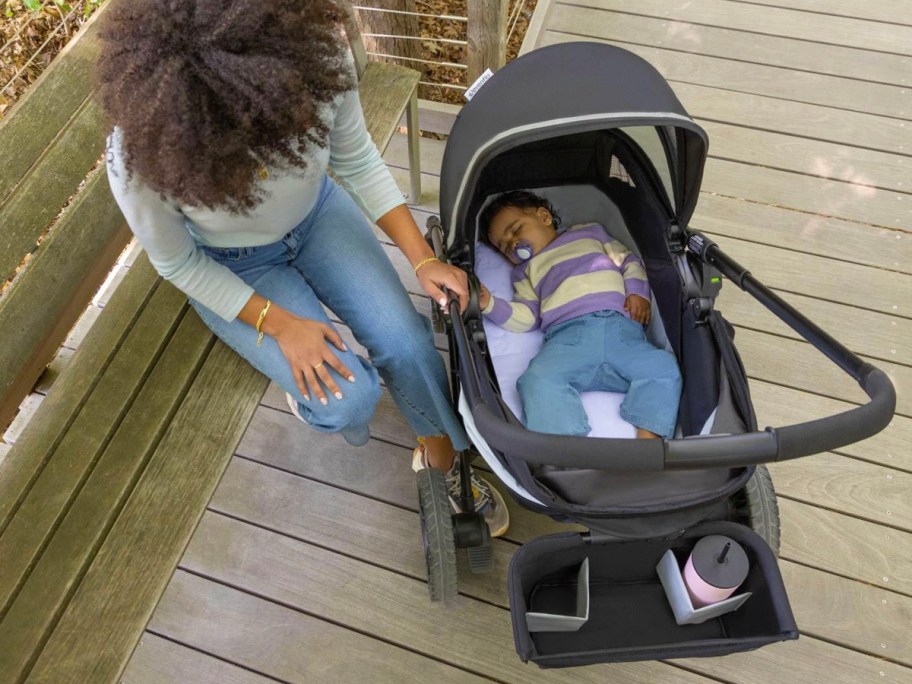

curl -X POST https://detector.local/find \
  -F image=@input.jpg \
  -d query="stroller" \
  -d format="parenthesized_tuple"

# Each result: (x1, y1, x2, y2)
(415, 42, 895, 667)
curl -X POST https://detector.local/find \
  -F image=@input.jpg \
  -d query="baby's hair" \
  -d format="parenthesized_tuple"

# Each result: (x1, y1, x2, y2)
(479, 190, 561, 247)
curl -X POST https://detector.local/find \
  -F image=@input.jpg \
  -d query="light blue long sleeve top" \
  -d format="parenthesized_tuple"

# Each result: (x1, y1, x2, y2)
(105, 76, 405, 322)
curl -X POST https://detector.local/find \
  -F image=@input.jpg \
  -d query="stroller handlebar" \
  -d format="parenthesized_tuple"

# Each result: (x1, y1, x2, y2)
(429, 216, 895, 472)
(473, 364, 894, 472)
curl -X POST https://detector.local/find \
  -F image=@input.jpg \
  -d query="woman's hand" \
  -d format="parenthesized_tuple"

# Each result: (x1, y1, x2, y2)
(272, 316, 355, 405)
(625, 294, 652, 325)
(416, 259, 469, 313)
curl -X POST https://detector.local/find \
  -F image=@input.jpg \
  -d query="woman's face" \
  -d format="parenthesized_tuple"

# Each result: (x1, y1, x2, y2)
(487, 205, 557, 264)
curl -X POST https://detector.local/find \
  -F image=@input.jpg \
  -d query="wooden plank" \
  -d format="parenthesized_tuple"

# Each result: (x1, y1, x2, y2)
(385, 134, 909, 255)
(702, 120, 909, 196)
(358, 61, 419, 154)
(0, 312, 213, 682)
(768, 454, 911, 532)
(717, 286, 909, 369)
(123, 633, 276, 684)
(34, 348, 76, 395)
(0, 96, 108, 284)
(559, 0, 912, 56)
(0, 167, 132, 434)
(385, 136, 911, 363)
(150, 571, 495, 684)
(548, 34, 911, 158)
(63, 304, 103, 350)
(242, 390, 912, 668)
(733, 327, 911, 417)
(537, 6, 910, 85)
(731, 0, 912, 27)
(0, 282, 190, 616)
(779, 498, 912, 595)
(207, 454, 912, 681)
(779, 561, 911, 665)
(519, 0, 555, 55)
(239, 398, 580, 545)
(749, 379, 912, 473)
(676, 634, 912, 684)
(0, 256, 161, 530)
(694, 194, 910, 277)
(208, 456, 517, 607)
(398, 98, 460, 136)
(467, 0, 508, 83)
(1, 393, 43, 445)
(703, 158, 910, 232)
(209, 452, 912, 678)
(543, 13, 911, 119)
(181, 512, 709, 684)
(0, 1, 107, 201)
(27, 342, 267, 683)
(712, 235, 909, 316)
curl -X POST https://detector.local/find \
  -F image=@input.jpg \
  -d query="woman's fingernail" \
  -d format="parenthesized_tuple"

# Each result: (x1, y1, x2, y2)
(334, 391, 343, 400)
(348, 375, 356, 383)
(303, 395, 310, 402)
(342, 342, 348, 350)
(320, 397, 328, 405)
(439, 298, 447, 307)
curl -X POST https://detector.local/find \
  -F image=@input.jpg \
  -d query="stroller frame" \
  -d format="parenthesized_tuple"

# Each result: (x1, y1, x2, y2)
(413, 42, 895, 667)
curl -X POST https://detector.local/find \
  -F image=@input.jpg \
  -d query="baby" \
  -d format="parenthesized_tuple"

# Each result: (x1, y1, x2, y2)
(478, 191, 682, 439)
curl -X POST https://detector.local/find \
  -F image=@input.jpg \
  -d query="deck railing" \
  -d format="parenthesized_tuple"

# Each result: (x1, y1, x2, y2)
(354, 0, 530, 100)
(0, 0, 103, 118)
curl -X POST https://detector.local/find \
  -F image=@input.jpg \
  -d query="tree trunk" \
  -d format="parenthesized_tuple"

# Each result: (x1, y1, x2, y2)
(356, 1, 423, 66)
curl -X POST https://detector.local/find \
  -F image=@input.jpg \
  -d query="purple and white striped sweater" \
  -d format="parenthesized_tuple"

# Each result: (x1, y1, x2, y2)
(481, 223, 650, 333)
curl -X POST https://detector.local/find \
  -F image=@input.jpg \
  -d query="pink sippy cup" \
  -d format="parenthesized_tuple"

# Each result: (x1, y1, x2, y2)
(682, 535, 749, 608)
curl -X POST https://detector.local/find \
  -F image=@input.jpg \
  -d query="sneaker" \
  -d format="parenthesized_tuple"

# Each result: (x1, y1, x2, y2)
(286, 392, 308, 423)
(287, 392, 370, 446)
(412, 444, 510, 538)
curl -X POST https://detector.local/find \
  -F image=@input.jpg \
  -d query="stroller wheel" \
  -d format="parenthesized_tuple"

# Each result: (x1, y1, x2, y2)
(466, 522, 494, 574)
(731, 465, 781, 556)
(416, 467, 458, 602)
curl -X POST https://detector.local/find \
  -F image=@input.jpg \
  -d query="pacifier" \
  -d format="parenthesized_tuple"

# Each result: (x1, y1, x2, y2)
(511, 239, 534, 262)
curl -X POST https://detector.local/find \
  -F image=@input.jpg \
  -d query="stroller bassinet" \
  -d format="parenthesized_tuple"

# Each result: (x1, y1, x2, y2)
(415, 42, 895, 667)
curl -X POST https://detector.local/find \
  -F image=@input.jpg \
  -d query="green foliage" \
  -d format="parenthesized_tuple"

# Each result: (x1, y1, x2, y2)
(7, 0, 104, 17)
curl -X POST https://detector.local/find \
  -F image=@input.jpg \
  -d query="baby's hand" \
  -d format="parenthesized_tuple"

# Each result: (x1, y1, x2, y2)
(478, 282, 492, 311)
(625, 294, 651, 325)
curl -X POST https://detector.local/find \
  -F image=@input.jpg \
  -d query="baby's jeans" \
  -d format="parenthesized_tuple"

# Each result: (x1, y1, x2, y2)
(517, 310, 681, 438)
(188, 175, 469, 450)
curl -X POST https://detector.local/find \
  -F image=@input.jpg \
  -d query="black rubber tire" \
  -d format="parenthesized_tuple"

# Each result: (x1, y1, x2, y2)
(417, 467, 458, 602)
(731, 465, 781, 556)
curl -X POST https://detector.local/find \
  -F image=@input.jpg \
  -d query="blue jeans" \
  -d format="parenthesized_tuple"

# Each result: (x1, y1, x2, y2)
(188, 175, 469, 450)
(517, 310, 682, 438)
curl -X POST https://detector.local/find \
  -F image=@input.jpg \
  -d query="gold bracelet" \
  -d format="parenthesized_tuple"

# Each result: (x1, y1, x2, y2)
(255, 299, 272, 348)
(413, 256, 438, 274)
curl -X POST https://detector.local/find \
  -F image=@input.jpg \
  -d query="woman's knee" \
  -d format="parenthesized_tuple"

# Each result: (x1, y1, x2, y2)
(309, 363, 381, 430)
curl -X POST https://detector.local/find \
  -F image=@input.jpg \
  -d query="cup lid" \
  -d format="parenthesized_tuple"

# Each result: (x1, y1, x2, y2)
(691, 535, 750, 589)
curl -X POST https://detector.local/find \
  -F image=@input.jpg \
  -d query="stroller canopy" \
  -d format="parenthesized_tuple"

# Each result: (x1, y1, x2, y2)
(440, 42, 709, 249)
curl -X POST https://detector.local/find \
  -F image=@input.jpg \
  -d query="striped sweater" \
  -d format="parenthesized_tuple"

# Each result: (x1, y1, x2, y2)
(481, 223, 650, 333)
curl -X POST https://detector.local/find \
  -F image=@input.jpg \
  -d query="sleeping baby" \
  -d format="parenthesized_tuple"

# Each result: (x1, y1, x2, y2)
(477, 191, 682, 439)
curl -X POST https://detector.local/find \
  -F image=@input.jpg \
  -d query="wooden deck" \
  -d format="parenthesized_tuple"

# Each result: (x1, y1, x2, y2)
(5, 1, 908, 681)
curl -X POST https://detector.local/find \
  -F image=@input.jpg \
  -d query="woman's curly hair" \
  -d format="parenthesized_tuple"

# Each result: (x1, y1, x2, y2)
(96, 0, 355, 213)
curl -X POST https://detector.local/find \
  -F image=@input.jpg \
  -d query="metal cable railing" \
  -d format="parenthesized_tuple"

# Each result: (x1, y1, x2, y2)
(353, 1, 535, 103)
(1, 0, 103, 113)
(506, 0, 527, 45)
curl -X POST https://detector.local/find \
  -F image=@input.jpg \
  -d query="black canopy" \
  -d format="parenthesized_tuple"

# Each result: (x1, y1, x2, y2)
(440, 42, 709, 248)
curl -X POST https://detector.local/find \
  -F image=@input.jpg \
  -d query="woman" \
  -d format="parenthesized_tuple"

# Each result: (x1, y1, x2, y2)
(96, 0, 508, 536)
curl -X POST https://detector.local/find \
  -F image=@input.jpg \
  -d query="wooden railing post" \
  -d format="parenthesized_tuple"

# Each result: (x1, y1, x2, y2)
(467, 0, 508, 85)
